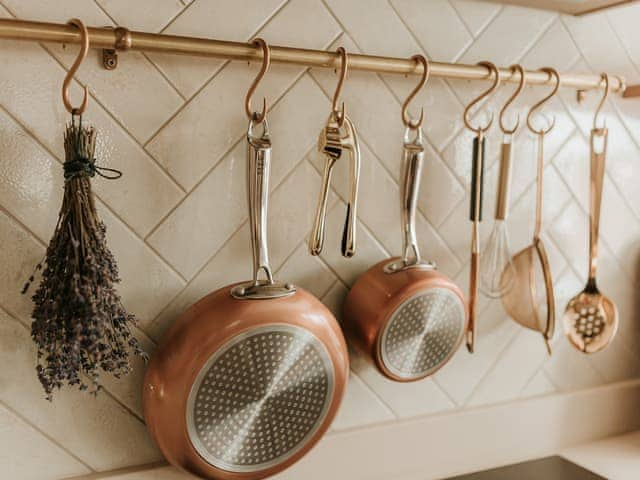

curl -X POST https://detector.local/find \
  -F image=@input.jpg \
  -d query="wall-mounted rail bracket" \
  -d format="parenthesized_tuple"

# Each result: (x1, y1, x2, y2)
(623, 84, 640, 98)
(101, 26, 131, 70)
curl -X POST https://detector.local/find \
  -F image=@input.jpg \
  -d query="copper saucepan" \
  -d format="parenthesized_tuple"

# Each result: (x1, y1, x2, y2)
(143, 116, 349, 480)
(343, 128, 467, 381)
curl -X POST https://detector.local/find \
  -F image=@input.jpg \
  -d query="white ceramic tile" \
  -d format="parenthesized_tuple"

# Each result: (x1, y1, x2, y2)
(467, 329, 550, 407)
(390, 0, 472, 62)
(350, 347, 455, 419)
(96, 0, 184, 32)
(147, 0, 339, 190)
(544, 340, 605, 393)
(449, 0, 502, 38)
(563, 13, 640, 83)
(0, 402, 90, 479)
(548, 199, 589, 279)
(147, 0, 287, 97)
(459, 6, 556, 66)
(0, 308, 161, 471)
(520, 370, 556, 398)
(331, 370, 395, 431)
(148, 223, 252, 341)
(274, 242, 337, 299)
(316, 200, 389, 287)
(433, 304, 518, 405)
(450, 5, 556, 105)
(520, 18, 580, 70)
(147, 139, 249, 277)
(324, 0, 421, 58)
(0, 210, 47, 321)
(96, 203, 186, 330)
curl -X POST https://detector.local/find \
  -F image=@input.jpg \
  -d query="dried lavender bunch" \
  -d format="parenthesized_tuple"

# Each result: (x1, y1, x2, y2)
(24, 116, 146, 400)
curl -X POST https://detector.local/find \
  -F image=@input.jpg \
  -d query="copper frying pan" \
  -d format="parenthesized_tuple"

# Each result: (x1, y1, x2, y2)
(143, 116, 349, 480)
(343, 128, 467, 381)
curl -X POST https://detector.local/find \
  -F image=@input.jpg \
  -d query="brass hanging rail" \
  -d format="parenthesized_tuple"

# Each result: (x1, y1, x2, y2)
(0, 18, 627, 94)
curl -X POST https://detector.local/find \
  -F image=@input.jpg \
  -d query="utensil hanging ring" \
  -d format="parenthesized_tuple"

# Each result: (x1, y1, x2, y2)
(401, 54, 430, 129)
(526, 67, 560, 135)
(463, 61, 501, 134)
(499, 64, 527, 135)
(332, 47, 348, 127)
(244, 38, 270, 123)
(62, 18, 90, 115)
(593, 73, 610, 130)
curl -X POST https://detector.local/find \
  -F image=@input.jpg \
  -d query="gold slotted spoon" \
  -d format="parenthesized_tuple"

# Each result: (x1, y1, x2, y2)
(563, 74, 619, 354)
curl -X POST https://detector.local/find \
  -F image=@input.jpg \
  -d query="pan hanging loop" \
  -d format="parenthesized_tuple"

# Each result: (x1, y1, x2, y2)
(62, 18, 90, 116)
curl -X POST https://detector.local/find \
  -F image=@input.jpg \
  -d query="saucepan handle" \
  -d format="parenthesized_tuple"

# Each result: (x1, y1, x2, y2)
(247, 115, 274, 286)
(401, 127, 425, 266)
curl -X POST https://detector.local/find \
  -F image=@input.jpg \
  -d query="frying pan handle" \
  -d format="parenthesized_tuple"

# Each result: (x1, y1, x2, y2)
(246, 116, 274, 286)
(589, 127, 608, 281)
(401, 127, 425, 266)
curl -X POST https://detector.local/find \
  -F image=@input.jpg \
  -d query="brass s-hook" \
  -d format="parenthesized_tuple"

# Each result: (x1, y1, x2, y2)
(463, 61, 501, 134)
(62, 18, 90, 115)
(499, 64, 526, 135)
(593, 73, 610, 130)
(526, 67, 560, 135)
(402, 54, 430, 129)
(245, 38, 270, 123)
(332, 47, 348, 127)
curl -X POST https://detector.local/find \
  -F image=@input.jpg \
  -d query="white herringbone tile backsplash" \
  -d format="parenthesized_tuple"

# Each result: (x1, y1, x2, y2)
(1, 0, 639, 477)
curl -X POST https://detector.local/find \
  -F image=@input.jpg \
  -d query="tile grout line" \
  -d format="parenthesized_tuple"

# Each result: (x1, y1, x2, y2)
(0, 361, 95, 473)
(445, 0, 477, 40)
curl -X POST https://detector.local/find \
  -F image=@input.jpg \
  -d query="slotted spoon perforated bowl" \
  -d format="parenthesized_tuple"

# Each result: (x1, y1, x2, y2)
(343, 128, 467, 381)
(143, 117, 348, 480)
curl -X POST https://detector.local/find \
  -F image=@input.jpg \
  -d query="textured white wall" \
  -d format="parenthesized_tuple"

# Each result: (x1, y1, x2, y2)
(1, 0, 640, 478)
